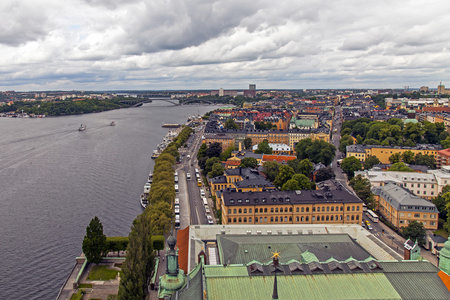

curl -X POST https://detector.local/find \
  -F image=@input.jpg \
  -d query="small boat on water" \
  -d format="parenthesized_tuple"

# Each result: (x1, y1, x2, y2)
(144, 182, 151, 194)
(151, 150, 160, 159)
(148, 173, 153, 183)
(78, 124, 86, 131)
(140, 194, 148, 209)
(110, 121, 115, 126)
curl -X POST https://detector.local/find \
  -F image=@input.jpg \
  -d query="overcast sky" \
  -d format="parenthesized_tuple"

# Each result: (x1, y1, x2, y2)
(1, 0, 450, 91)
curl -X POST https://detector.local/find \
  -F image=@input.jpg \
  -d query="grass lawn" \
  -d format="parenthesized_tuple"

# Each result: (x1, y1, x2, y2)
(433, 228, 449, 239)
(78, 283, 93, 289)
(87, 265, 119, 281)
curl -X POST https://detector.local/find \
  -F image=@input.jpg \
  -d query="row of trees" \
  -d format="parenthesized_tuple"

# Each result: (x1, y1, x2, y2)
(197, 142, 227, 177)
(340, 118, 449, 150)
(1, 98, 130, 116)
(118, 126, 194, 299)
(295, 138, 336, 166)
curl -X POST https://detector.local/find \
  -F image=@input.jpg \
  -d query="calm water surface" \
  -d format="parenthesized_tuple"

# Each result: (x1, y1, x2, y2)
(0, 102, 220, 299)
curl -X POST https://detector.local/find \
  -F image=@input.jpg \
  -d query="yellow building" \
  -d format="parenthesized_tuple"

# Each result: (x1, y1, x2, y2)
(209, 167, 275, 209)
(346, 144, 441, 164)
(372, 183, 438, 230)
(288, 129, 331, 149)
(221, 189, 363, 225)
(203, 133, 235, 150)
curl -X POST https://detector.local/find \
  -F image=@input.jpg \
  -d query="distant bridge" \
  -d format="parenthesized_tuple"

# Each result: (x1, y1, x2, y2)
(119, 97, 180, 106)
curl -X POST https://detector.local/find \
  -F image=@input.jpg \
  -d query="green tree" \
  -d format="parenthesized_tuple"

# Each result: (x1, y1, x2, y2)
(206, 142, 222, 158)
(364, 155, 380, 170)
(401, 221, 426, 246)
(208, 163, 226, 178)
(197, 143, 207, 159)
(82, 216, 108, 264)
(262, 161, 280, 182)
(243, 137, 252, 150)
(225, 118, 239, 129)
(339, 134, 354, 154)
(441, 137, 450, 149)
(118, 214, 155, 300)
(315, 167, 335, 182)
(298, 158, 314, 177)
(281, 179, 300, 191)
(291, 174, 312, 190)
(414, 153, 436, 168)
(240, 157, 258, 168)
(254, 139, 273, 154)
(220, 145, 235, 161)
(389, 153, 401, 164)
(401, 150, 415, 164)
(295, 138, 336, 166)
(341, 156, 362, 179)
(273, 165, 295, 188)
(432, 185, 450, 221)
(389, 162, 414, 172)
(147, 202, 173, 235)
(349, 175, 374, 209)
(205, 157, 221, 174)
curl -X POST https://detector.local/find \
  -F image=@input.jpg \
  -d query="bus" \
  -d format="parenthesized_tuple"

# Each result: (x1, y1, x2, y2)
(362, 204, 368, 212)
(366, 210, 379, 223)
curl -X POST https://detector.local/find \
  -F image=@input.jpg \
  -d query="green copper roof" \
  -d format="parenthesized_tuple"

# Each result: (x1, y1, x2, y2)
(205, 273, 401, 300)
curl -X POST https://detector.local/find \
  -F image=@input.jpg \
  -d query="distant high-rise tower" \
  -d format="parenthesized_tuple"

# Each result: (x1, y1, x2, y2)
(244, 84, 256, 98)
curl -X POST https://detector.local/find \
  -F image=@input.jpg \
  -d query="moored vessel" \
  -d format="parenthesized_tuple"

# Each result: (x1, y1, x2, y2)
(78, 124, 86, 131)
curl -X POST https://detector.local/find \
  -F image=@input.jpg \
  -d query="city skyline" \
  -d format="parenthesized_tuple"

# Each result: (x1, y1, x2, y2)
(1, 0, 450, 91)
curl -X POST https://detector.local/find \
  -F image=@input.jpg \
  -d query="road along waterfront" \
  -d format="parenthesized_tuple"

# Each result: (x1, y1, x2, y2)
(0, 102, 221, 300)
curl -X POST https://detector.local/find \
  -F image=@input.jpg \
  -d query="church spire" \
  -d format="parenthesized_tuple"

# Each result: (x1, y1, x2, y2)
(271, 251, 280, 299)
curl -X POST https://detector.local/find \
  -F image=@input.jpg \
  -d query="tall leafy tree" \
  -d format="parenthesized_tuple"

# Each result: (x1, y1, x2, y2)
(220, 145, 235, 161)
(273, 165, 295, 188)
(240, 157, 258, 168)
(197, 143, 207, 159)
(254, 139, 273, 154)
(296, 139, 336, 166)
(206, 142, 222, 158)
(225, 119, 239, 129)
(401, 221, 426, 246)
(82, 216, 108, 264)
(243, 137, 253, 150)
(262, 161, 280, 182)
(288, 158, 313, 177)
(401, 150, 415, 164)
(341, 156, 362, 179)
(291, 174, 312, 190)
(208, 163, 226, 178)
(414, 153, 436, 168)
(364, 155, 380, 170)
(389, 153, 401, 164)
(205, 157, 221, 174)
(432, 185, 450, 220)
(389, 162, 414, 172)
(349, 175, 374, 209)
(118, 214, 155, 300)
(315, 167, 335, 182)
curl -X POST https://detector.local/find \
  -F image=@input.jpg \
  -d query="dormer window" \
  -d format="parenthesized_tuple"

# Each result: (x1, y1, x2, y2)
(230, 199, 235, 204)
(245, 199, 250, 203)
(238, 199, 242, 203)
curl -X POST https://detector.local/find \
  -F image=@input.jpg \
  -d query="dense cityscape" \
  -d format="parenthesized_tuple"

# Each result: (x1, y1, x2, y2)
(5, 83, 441, 299)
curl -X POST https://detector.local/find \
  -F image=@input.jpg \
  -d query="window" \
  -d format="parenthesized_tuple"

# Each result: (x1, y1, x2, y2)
(312, 207, 316, 212)
(400, 220, 404, 224)
(285, 217, 288, 222)
(249, 208, 252, 213)
(271, 208, 274, 213)
(264, 208, 268, 213)
(431, 214, 436, 219)
(296, 216, 300, 222)
(255, 217, 259, 223)
(352, 206, 355, 211)
(306, 216, 309, 222)
(255, 208, 258, 213)
(347, 206, 350, 211)
(423, 214, 427, 218)
(331, 215, 334, 221)
(322, 207, 325, 212)
(331, 207, 334, 212)
(289, 207, 292, 212)
(399, 213, 405, 217)
(275, 217, 278, 222)
(297, 207, 300, 212)
(408, 213, 411, 217)
(431, 221, 436, 226)
(244, 217, 247, 223)
(228, 209, 231, 214)
(340, 207, 343, 211)
(233, 209, 237, 214)
(356, 206, 360, 211)
(326, 215, 329, 221)
(244, 208, 247, 213)
(312, 216, 315, 222)
(271, 217, 274, 222)
(351, 215, 354, 221)
(239, 217, 242, 222)
(356, 215, 359, 220)
(414, 214, 420, 218)
(264, 217, 267, 223)
(347, 215, 350, 221)
(228, 218, 231, 223)
(239, 209, 242, 214)
(275, 208, 278, 213)
(233, 218, 236, 222)
(306, 207, 309, 212)
(326, 206, 330, 212)
(289, 216, 292, 222)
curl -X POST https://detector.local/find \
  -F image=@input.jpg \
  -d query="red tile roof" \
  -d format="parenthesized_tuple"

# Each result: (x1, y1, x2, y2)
(262, 154, 297, 163)
(177, 226, 190, 273)
(438, 270, 450, 292)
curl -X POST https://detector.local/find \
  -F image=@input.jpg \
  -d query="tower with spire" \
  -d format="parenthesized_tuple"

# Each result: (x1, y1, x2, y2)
(158, 236, 185, 299)
(272, 251, 280, 300)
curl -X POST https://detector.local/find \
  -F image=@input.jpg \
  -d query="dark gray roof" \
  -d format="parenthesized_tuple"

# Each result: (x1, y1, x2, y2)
(217, 234, 372, 265)
(222, 189, 363, 206)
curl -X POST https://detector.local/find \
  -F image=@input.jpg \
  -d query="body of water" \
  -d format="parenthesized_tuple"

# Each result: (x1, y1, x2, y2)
(0, 102, 220, 299)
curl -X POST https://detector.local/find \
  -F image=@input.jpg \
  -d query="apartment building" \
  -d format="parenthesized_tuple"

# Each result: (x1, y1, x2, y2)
(346, 144, 441, 164)
(372, 183, 439, 230)
(203, 133, 235, 150)
(436, 148, 450, 168)
(221, 189, 363, 225)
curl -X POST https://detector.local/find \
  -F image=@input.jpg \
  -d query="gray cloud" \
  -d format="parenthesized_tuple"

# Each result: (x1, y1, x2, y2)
(1, 0, 450, 91)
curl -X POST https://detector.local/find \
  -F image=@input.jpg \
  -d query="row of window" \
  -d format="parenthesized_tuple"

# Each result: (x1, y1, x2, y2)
(399, 220, 436, 226)
(227, 205, 360, 215)
(227, 214, 360, 224)
(398, 212, 436, 219)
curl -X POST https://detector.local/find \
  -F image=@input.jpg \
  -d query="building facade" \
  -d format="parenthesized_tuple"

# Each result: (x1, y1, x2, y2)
(221, 189, 363, 225)
(372, 183, 439, 230)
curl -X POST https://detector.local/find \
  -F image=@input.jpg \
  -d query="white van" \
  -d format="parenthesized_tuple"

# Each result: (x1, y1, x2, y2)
(202, 197, 208, 206)
(175, 184, 179, 192)
(200, 189, 205, 197)
(174, 198, 180, 205)
(187, 173, 191, 180)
